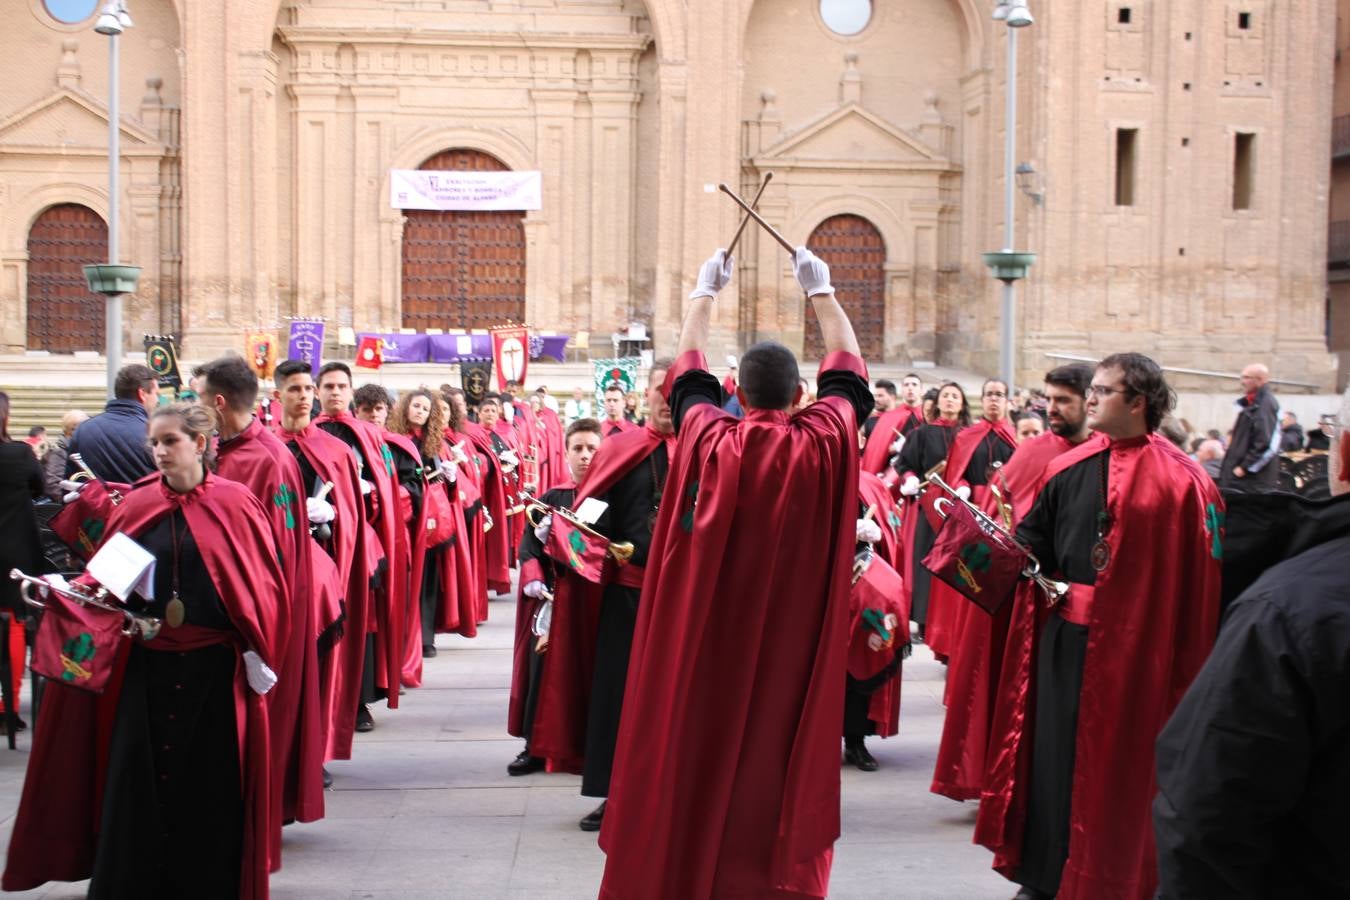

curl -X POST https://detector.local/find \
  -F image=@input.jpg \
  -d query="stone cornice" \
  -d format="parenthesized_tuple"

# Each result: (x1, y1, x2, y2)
(276, 27, 651, 54)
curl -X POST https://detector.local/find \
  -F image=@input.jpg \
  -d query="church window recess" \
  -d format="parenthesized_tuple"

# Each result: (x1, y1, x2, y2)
(820, 0, 871, 36)
(1115, 128, 1138, 207)
(41, 0, 98, 24)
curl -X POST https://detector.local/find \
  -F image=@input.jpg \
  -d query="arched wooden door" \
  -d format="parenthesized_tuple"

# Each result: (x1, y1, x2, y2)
(26, 203, 108, 352)
(803, 214, 886, 361)
(401, 149, 527, 330)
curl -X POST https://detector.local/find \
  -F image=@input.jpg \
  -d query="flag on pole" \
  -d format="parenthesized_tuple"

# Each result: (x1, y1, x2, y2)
(355, 335, 384, 370)
(491, 325, 530, 390)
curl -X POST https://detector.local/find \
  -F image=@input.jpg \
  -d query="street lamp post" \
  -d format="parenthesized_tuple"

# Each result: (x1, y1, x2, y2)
(983, 2, 1035, 391)
(85, 1, 141, 398)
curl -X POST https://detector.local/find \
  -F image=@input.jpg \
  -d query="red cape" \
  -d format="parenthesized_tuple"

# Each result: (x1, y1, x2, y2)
(313, 413, 403, 709)
(931, 431, 1076, 801)
(975, 434, 1224, 900)
(528, 425, 674, 766)
(602, 417, 640, 439)
(860, 405, 923, 474)
(855, 472, 905, 738)
(277, 422, 370, 761)
(598, 350, 866, 900)
(536, 406, 566, 493)
(217, 418, 326, 856)
(3, 473, 283, 899)
(381, 431, 431, 689)
(925, 418, 1017, 658)
(462, 422, 513, 594)
(895, 418, 960, 625)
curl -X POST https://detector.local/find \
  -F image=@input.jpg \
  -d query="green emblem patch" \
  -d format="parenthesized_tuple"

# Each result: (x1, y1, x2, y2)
(274, 483, 297, 529)
(679, 481, 700, 534)
(380, 444, 395, 477)
(60, 632, 96, 682)
(1205, 503, 1225, 560)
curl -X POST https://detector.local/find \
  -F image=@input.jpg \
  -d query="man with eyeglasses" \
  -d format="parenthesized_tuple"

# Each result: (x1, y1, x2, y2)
(933, 364, 1094, 804)
(974, 353, 1223, 900)
(922, 379, 1017, 660)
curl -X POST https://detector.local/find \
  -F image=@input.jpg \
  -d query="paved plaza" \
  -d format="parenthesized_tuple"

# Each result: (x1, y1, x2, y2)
(0, 582, 1013, 899)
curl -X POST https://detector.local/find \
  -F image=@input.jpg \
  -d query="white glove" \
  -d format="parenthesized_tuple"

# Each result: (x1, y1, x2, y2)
(360, 479, 375, 496)
(534, 513, 553, 545)
(503, 404, 515, 423)
(889, 435, 905, 455)
(856, 518, 882, 544)
(793, 247, 834, 297)
(523, 580, 547, 599)
(900, 475, 921, 497)
(60, 479, 86, 504)
(243, 650, 277, 695)
(439, 458, 459, 483)
(955, 485, 972, 501)
(689, 249, 734, 300)
(500, 449, 521, 469)
(306, 497, 336, 525)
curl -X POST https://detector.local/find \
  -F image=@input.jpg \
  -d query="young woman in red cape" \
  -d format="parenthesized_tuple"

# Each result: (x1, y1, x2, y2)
(3, 403, 282, 899)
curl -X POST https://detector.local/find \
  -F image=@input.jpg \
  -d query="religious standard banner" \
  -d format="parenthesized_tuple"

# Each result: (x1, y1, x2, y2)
(428, 333, 493, 364)
(389, 169, 543, 212)
(492, 326, 530, 389)
(355, 332, 430, 364)
(461, 360, 493, 407)
(142, 334, 182, 390)
(593, 357, 640, 400)
(286, 320, 325, 376)
(245, 330, 277, 379)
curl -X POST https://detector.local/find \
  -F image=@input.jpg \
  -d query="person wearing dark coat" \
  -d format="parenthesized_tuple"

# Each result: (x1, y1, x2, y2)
(0, 392, 47, 725)
(1277, 411, 1304, 453)
(1219, 364, 1280, 492)
(1154, 507, 1350, 899)
(66, 364, 158, 484)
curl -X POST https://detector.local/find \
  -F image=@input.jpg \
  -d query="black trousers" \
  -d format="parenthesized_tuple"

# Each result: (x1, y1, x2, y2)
(910, 515, 939, 625)
(581, 584, 639, 798)
(522, 633, 544, 747)
(1017, 614, 1089, 895)
(421, 552, 442, 647)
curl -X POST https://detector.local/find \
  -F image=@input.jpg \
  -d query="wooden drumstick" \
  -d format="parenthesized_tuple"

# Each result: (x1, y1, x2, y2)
(718, 183, 796, 256)
(725, 172, 773, 258)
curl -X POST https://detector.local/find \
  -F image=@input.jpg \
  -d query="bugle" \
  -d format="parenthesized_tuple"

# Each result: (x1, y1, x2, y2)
(524, 499, 636, 565)
(10, 569, 162, 641)
(68, 452, 124, 505)
(926, 474, 1068, 604)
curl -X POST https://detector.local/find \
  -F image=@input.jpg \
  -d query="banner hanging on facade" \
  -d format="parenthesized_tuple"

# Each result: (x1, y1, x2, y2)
(286, 319, 325, 376)
(245, 330, 277, 379)
(593, 357, 641, 401)
(389, 169, 543, 211)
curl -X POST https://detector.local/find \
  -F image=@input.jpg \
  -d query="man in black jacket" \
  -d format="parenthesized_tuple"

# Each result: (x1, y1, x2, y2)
(1153, 498, 1350, 899)
(65, 364, 157, 484)
(1219, 363, 1281, 493)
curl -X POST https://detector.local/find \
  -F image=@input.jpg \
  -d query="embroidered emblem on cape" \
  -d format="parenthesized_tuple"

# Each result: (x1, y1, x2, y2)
(380, 444, 395, 477)
(566, 528, 588, 573)
(274, 483, 297, 529)
(1205, 503, 1225, 560)
(60, 632, 96, 683)
(955, 541, 992, 594)
(78, 518, 105, 554)
(679, 481, 700, 533)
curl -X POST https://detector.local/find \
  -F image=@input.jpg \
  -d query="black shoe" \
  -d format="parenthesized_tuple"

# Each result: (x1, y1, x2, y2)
(508, 750, 545, 776)
(1012, 889, 1053, 900)
(579, 800, 606, 832)
(322, 767, 334, 789)
(422, 644, 438, 658)
(843, 741, 879, 772)
(355, 705, 375, 733)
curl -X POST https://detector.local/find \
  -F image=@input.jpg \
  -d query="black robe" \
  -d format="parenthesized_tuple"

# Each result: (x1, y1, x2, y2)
(90, 511, 241, 900)
(1009, 450, 1109, 896)
(581, 446, 668, 798)
(897, 422, 956, 625)
(517, 485, 576, 746)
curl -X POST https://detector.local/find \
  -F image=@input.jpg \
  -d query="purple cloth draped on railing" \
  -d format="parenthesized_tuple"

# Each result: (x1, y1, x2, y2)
(354, 332, 570, 364)
(356, 332, 429, 363)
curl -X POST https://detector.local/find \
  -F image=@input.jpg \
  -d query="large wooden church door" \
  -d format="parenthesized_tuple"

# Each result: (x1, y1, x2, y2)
(803, 214, 886, 361)
(401, 149, 527, 330)
(26, 203, 108, 352)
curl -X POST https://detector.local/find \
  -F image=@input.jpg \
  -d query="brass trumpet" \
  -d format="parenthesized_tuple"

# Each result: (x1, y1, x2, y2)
(524, 499, 636, 565)
(68, 453, 124, 505)
(926, 474, 1068, 604)
(10, 569, 162, 640)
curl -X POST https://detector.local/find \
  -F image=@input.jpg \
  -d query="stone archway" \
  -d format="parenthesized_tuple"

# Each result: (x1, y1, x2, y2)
(400, 149, 527, 331)
(804, 214, 885, 360)
(26, 203, 107, 352)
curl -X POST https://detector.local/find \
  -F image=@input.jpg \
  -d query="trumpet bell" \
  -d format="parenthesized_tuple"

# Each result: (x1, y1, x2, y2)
(608, 541, 635, 564)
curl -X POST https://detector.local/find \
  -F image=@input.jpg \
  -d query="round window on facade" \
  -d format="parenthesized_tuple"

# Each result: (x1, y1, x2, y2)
(42, 0, 99, 25)
(820, 0, 872, 36)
